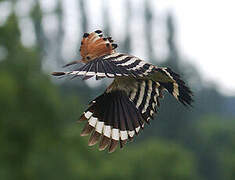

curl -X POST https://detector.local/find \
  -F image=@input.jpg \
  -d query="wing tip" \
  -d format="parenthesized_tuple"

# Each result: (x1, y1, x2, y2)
(108, 139, 119, 153)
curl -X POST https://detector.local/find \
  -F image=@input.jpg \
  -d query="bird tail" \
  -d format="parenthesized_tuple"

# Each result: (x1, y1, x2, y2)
(78, 90, 145, 153)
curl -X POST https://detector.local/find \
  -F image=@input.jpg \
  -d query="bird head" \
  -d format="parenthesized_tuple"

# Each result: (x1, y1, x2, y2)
(79, 30, 118, 63)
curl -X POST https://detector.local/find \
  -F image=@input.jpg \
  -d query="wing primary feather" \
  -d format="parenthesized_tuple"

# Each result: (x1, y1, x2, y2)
(93, 60, 99, 80)
(103, 61, 118, 76)
(99, 135, 110, 151)
(119, 95, 134, 131)
(117, 95, 126, 131)
(112, 56, 132, 65)
(132, 82, 141, 105)
(101, 60, 117, 77)
(81, 122, 94, 136)
(108, 139, 118, 153)
(107, 61, 131, 76)
(112, 98, 119, 129)
(83, 63, 94, 80)
(106, 61, 127, 76)
(88, 131, 101, 146)
(138, 80, 149, 114)
(105, 98, 114, 126)
(125, 97, 141, 133)
(99, 60, 110, 77)
(120, 140, 127, 149)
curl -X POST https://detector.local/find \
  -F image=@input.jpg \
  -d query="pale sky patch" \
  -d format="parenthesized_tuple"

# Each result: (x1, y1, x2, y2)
(1, 0, 234, 95)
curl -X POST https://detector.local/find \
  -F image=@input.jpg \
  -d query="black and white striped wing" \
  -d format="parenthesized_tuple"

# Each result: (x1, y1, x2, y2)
(78, 79, 164, 153)
(52, 53, 155, 80)
(79, 90, 145, 153)
(128, 80, 162, 123)
(152, 67, 193, 106)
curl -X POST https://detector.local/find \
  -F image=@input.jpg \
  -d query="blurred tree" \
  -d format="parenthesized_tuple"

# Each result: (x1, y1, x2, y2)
(194, 87, 224, 116)
(99, 140, 201, 180)
(0, 13, 20, 54)
(144, 0, 155, 62)
(30, 0, 48, 64)
(223, 96, 235, 117)
(78, 0, 88, 33)
(122, 0, 131, 53)
(194, 116, 235, 180)
(0, 9, 82, 180)
(54, 0, 65, 66)
(165, 14, 179, 70)
(102, 0, 111, 36)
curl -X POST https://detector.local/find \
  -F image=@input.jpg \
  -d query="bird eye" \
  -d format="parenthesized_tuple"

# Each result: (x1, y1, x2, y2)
(86, 56, 91, 60)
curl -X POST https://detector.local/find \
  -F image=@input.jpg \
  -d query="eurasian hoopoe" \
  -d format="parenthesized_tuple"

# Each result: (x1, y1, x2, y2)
(52, 30, 193, 153)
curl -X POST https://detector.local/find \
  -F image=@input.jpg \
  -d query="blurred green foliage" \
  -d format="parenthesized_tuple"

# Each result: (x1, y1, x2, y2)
(0, 1, 234, 180)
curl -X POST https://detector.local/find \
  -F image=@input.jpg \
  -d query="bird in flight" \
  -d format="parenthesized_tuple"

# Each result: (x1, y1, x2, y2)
(52, 30, 193, 153)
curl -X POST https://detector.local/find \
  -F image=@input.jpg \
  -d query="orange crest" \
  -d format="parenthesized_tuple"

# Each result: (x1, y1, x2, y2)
(79, 30, 118, 63)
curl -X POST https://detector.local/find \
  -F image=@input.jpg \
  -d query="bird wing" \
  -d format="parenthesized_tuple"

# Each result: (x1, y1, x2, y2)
(149, 67, 193, 106)
(52, 53, 155, 80)
(52, 53, 193, 106)
(77, 71, 192, 153)
(79, 78, 163, 153)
